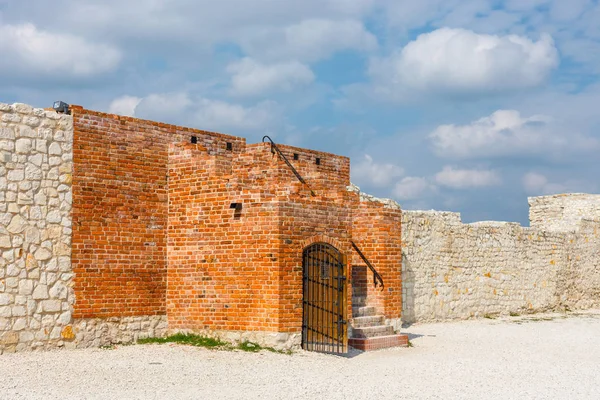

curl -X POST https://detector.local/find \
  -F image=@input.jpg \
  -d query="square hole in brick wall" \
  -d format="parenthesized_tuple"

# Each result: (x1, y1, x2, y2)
(315, 157, 321, 165)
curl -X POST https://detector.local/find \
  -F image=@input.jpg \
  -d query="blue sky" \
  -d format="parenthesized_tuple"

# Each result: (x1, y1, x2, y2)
(1, 0, 599, 224)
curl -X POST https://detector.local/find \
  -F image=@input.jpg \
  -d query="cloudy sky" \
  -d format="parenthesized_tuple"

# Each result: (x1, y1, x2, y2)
(1, 0, 599, 224)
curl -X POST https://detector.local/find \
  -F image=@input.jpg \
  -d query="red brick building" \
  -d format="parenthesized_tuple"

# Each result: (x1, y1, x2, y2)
(70, 106, 406, 353)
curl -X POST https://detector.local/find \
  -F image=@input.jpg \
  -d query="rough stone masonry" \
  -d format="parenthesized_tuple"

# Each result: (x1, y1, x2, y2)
(0, 103, 75, 352)
(1, 101, 599, 355)
(401, 194, 600, 324)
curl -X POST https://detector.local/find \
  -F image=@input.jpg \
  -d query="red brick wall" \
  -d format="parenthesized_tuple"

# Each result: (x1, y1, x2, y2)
(278, 199, 354, 332)
(167, 141, 355, 333)
(71, 106, 243, 318)
(71, 105, 402, 333)
(351, 201, 402, 319)
(351, 264, 369, 301)
(167, 142, 281, 331)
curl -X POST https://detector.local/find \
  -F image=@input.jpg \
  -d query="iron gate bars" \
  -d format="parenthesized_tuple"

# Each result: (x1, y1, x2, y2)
(302, 242, 348, 354)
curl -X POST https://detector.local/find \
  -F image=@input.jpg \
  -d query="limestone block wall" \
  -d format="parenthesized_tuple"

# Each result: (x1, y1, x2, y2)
(0, 103, 74, 353)
(560, 219, 600, 309)
(73, 315, 168, 348)
(402, 204, 600, 324)
(529, 193, 600, 232)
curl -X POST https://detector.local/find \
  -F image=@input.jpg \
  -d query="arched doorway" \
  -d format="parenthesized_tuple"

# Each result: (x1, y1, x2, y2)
(302, 242, 348, 354)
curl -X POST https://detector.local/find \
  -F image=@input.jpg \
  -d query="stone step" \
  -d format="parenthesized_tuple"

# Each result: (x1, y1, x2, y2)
(351, 325, 395, 339)
(349, 334, 409, 351)
(351, 315, 385, 328)
(351, 296, 367, 307)
(352, 306, 376, 317)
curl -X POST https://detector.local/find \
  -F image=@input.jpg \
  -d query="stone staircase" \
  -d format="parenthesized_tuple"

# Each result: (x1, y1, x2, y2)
(348, 296, 408, 351)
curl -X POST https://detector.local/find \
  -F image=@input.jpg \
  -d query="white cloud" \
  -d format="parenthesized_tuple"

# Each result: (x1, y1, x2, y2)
(192, 98, 277, 131)
(523, 172, 599, 196)
(523, 172, 550, 193)
(462, 10, 524, 34)
(504, 0, 551, 12)
(380, 0, 525, 32)
(0, 23, 121, 77)
(393, 177, 432, 200)
(132, 92, 278, 132)
(558, 37, 600, 73)
(18, 1, 377, 63)
(135, 93, 193, 123)
(283, 19, 377, 61)
(108, 96, 141, 116)
(549, 0, 592, 22)
(434, 1, 492, 28)
(522, 172, 565, 195)
(380, 0, 455, 30)
(240, 19, 378, 63)
(369, 28, 559, 96)
(227, 58, 315, 96)
(351, 155, 404, 187)
(429, 109, 600, 159)
(435, 166, 501, 189)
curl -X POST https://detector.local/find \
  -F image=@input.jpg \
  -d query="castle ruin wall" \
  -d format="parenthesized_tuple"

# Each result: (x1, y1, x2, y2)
(402, 194, 600, 324)
(529, 193, 600, 232)
(1, 100, 598, 353)
(0, 103, 75, 353)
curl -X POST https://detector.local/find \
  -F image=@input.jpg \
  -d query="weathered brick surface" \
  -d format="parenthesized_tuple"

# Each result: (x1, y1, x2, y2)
(351, 200, 402, 323)
(167, 142, 280, 331)
(71, 107, 244, 319)
(348, 334, 408, 351)
(279, 199, 354, 332)
(167, 141, 363, 334)
(68, 104, 403, 342)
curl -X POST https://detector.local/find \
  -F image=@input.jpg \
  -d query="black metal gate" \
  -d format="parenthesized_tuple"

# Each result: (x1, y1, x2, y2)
(302, 242, 348, 354)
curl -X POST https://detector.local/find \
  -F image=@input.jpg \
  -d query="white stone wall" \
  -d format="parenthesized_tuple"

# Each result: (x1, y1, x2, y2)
(172, 328, 302, 351)
(0, 103, 74, 353)
(560, 220, 600, 309)
(74, 316, 168, 348)
(402, 205, 600, 324)
(347, 183, 401, 210)
(529, 193, 600, 232)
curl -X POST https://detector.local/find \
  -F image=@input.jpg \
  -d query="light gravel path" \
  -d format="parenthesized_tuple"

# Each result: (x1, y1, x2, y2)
(1, 310, 599, 400)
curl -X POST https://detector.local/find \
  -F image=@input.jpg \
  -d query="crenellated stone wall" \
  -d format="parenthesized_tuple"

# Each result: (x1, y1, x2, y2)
(0, 103, 74, 353)
(402, 194, 600, 324)
(529, 193, 600, 232)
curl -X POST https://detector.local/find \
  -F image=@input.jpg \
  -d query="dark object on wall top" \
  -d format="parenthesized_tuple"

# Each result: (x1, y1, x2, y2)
(53, 101, 70, 115)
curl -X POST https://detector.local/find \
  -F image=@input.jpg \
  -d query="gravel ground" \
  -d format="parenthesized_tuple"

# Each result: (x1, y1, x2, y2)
(1, 310, 599, 400)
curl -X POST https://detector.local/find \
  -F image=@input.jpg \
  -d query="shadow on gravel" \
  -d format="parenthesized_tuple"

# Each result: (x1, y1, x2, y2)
(341, 348, 364, 359)
(405, 332, 429, 341)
